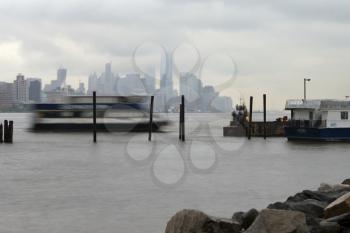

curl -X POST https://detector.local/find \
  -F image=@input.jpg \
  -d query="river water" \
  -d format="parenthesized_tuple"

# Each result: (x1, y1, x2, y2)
(0, 113, 349, 233)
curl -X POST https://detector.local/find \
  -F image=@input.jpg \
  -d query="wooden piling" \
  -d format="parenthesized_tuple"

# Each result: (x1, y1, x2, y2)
(263, 94, 267, 139)
(4, 120, 8, 143)
(181, 95, 185, 142)
(248, 96, 253, 140)
(148, 96, 154, 141)
(0, 123, 3, 143)
(179, 104, 182, 140)
(93, 91, 97, 143)
(8, 121, 13, 143)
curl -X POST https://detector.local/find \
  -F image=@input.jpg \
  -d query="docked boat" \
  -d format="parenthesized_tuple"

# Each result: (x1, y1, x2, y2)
(31, 96, 169, 132)
(284, 99, 350, 141)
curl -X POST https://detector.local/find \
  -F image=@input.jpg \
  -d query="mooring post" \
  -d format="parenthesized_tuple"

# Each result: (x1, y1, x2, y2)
(181, 95, 185, 142)
(248, 96, 253, 140)
(263, 94, 267, 139)
(8, 121, 13, 143)
(93, 91, 97, 143)
(4, 120, 8, 143)
(179, 104, 182, 140)
(0, 123, 3, 143)
(148, 96, 154, 141)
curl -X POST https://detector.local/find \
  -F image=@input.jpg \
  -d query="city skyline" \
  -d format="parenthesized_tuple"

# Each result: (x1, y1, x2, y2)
(0, 61, 234, 112)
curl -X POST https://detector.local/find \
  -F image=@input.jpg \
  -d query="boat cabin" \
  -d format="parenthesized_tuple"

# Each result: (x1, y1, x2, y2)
(285, 99, 350, 128)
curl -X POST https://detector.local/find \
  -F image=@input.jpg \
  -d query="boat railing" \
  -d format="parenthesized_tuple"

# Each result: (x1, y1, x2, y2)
(287, 120, 327, 128)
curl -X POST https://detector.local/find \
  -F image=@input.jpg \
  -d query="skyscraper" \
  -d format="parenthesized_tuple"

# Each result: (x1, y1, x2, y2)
(160, 51, 174, 111)
(14, 74, 27, 103)
(0, 82, 15, 108)
(27, 78, 42, 103)
(57, 68, 67, 84)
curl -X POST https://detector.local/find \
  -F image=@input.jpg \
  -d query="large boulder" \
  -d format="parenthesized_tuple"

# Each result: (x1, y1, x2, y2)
(244, 209, 309, 233)
(165, 209, 241, 233)
(324, 192, 350, 218)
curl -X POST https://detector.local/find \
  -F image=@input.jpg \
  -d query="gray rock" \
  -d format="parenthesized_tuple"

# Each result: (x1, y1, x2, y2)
(241, 209, 259, 230)
(232, 211, 244, 225)
(319, 221, 341, 233)
(268, 199, 327, 218)
(342, 179, 350, 185)
(324, 212, 350, 227)
(318, 183, 350, 193)
(244, 209, 309, 233)
(165, 209, 241, 233)
(290, 199, 327, 218)
(287, 190, 336, 204)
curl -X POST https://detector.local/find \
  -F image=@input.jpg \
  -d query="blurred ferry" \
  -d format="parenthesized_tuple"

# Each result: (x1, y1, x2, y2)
(284, 99, 350, 141)
(31, 96, 169, 132)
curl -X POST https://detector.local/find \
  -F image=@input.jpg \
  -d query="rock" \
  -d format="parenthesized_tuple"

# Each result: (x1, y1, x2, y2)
(318, 183, 350, 193)
(268, 199, 327, 218)
(165, 209, 241, 233)
(342, 179, 350, 185)
(290, 199, 328, 218)
(267, 201, 291, 210)
(325, 192, 350, 218)
(319, 221, 341, 233)
(244, 209, 309, 233)
(324, 212, 350, 227)
(232, 211, 244, 225)
(287, 190, 336, 204)
(241, 209, 259, 230)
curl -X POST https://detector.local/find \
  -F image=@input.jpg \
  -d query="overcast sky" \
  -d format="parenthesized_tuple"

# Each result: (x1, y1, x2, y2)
(1, 0, 350, 109)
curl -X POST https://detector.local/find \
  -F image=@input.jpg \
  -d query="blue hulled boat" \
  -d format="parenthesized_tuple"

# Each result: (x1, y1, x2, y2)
(284, 99, 350, 141)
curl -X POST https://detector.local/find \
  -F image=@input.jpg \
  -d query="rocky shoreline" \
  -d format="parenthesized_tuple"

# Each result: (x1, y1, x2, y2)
(165, 179, 350, 233)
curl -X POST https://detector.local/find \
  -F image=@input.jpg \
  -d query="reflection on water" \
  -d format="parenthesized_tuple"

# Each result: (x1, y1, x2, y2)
(0, 113, 349, 233)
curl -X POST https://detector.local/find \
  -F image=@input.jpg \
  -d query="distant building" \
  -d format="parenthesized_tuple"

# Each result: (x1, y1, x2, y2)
(14, 74, 27, 103)
(160, 51, 174, 111)
(211, 96, 233, 112)
(0, 82, 15, 109)
(87, 72, 98, 94)
(180, 72, 202, 111)
(27, 78, 42, 103)
(76, 82, 86, 95)
(200, 85, 217, 112)
(117, 73, 146, 96)
(44, 68, 67, 92)
(87, 63, 119, 95)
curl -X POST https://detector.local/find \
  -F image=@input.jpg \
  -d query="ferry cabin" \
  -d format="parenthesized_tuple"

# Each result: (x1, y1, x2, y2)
(285, 99, 350, 140)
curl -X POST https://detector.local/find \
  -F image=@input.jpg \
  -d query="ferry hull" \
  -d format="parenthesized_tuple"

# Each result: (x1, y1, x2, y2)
(31, 122, 168, 132)
(284, 127, 350, 141)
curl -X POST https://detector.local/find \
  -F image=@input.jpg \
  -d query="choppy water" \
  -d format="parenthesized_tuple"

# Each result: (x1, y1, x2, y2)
(0, 113, 349, 233)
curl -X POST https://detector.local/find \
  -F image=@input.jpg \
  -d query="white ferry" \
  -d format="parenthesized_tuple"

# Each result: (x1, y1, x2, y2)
(284, 99, 350, 141)
(31, 96, 169, 132)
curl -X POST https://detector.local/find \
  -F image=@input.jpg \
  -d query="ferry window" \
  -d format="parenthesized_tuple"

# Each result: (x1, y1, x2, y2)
(341, 111, 349, 120)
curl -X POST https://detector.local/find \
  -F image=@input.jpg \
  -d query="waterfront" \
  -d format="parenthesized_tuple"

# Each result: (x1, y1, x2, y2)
(0, 113, 349, 233)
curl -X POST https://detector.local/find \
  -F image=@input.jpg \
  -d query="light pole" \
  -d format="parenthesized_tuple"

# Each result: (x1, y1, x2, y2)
(304, 78, 311, 101)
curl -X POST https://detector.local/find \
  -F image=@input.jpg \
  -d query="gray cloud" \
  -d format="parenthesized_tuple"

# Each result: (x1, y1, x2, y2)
(0, 0, 350, 109)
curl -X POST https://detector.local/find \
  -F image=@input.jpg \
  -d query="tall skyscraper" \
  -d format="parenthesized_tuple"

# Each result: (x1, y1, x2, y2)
(57, 68, 67, 84)
(27, 78, 42, 103)
(160, 51, 174, 111)
(14, 74, 27, 103)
